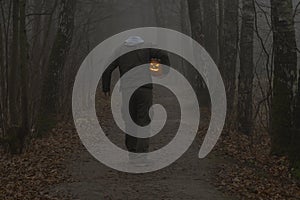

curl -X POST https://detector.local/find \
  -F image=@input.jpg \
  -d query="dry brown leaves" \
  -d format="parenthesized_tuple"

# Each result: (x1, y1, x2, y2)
(214, 129, 300, 200)
(1, 103, 300, 200)
(0, 122, 81, 200)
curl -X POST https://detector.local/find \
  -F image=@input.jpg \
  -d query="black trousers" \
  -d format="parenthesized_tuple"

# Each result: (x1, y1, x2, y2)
(122, 87, 152, 153)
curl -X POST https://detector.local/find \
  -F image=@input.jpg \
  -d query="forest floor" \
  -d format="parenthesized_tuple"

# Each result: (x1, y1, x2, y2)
(50, 128, 233, 200)
(48, 87, 234, 200)
(1, 87, 300, 199)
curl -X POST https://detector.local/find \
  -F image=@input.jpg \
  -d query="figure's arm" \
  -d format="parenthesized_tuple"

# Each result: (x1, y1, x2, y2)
(102, 59, 119, 96)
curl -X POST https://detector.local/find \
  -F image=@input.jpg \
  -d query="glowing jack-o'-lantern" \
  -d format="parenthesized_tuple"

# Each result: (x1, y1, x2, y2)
(149, 58, 163, 76)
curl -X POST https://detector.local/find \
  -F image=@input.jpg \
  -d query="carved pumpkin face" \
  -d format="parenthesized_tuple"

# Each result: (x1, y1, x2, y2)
(150, 58, 162, 76)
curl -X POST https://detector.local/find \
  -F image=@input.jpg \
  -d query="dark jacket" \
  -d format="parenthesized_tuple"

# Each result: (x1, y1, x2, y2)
(102, 48, 170, 93)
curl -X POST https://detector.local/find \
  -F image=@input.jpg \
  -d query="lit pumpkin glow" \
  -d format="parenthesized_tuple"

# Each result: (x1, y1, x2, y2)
(149, 59, 161, 73)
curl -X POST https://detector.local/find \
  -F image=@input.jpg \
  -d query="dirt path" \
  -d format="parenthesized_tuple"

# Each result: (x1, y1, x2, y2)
(56, 147, 232, 200)
(52, 87, 234, 200)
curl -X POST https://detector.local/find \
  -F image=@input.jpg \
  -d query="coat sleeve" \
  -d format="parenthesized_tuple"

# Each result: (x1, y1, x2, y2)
(102, 59, 119, 93)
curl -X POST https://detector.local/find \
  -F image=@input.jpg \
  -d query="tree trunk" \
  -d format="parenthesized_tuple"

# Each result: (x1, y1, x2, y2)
(218, 0, 224, 68)
(8, 0, 19, 126)
(203, 0, 218, 63)
(187, 0, 203, 45)
(0, 12, 4, 128)
(0, 13, 5, 137)
(19, 0, 29, 136)
(237, 0, 255, 135)
(293, 72, 300, 172)
(38, 0, 76, 134)
(181, 0, 192, 38)
(153, 0, 166, 27)
(219, 0, 239, 113)
(180, 0, 192, 77)
(186, 0, 209, 99)
(270, 0, 297, 156)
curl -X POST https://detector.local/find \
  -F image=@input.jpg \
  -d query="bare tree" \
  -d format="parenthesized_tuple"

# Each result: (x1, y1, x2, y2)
(218, 0, 224, 68)
(19, 0, 29, 147)
(270, 0, 298, 156)
(8, 0, 19, 127)
(219, 0, 239, 113)
(37, 0, 76, 134)
(0, 5, 5, 136)
(187, 0, 203, 45)
(203, 0, 218, 63)
(293, 66, 300, 170)
(237, 0, 255, 135)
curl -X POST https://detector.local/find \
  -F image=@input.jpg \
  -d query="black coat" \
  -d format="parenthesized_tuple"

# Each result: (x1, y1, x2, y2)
(102, 48, 170, 93)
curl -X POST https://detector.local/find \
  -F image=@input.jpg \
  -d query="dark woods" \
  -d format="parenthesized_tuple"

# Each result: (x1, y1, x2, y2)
(0, 0, 300, 177)
(0, 0, 77, 154)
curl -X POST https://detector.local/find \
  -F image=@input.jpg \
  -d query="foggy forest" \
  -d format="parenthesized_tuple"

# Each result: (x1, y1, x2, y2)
(1, 0, 300, 199)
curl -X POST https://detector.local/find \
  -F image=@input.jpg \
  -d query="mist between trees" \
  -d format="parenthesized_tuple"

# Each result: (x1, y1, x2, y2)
(0, 0, 300, 177)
